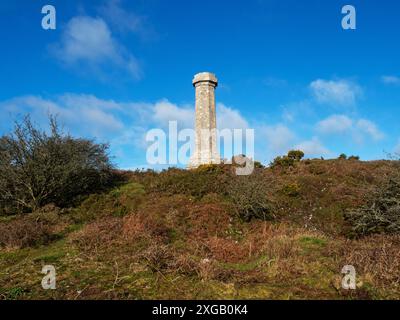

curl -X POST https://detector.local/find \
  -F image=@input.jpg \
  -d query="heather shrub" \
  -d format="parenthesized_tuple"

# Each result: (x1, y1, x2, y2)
(70, 217, 123, 250)
(0, 214, 55, 248)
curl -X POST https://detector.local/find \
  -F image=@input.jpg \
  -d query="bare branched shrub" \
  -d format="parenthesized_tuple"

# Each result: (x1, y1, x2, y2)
(0, 115, 114, 215)
(345, 177, 400, 237)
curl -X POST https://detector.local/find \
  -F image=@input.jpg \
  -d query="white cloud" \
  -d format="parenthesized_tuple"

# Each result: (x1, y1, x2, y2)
(0, 94, 125, 138)
(316, 114, 353, 134)
(295, 137, 330, 158)
(51, 16, 141, 79)
(98, 0, 151, 38)
(217, 103, 249, 130)
(381, 75, 400, 85)
(152, 99, 194, 129)
(316, 114, 384, 143)
(150, 100, 249, 132)
(356, 119, 384, 141)
(258, 124, 296, 154)
(310, 79, 362, 106)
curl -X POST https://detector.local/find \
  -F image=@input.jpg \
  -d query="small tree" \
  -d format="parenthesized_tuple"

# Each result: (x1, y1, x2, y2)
(287, 150, 305, 161)
(0, 116, 114, 215)
(338, 153, 347, 160)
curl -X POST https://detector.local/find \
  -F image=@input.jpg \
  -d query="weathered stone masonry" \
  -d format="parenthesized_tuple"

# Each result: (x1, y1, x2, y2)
(188, 72, 221, 168)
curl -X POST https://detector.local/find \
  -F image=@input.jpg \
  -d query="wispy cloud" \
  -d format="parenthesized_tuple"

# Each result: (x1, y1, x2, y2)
(316, 114, 353, 134)
(50, 15, 141, 80)
(0, 94, 125, 138)
(310, 79, 362, 106)
(0, 92, 387, 167)
(295, 137, 330, 158)
(152, 99, 194, 129)
(217, 103, 249, 130)
(316, 114, 384, 143)
(381, 75, 400, 85)
(356, 119, 384, 142)
(98, 0, 154, 40)
(257, 124, 296, 154)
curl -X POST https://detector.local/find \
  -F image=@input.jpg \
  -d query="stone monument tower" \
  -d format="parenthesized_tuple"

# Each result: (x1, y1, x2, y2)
(188, 72, 221, 169)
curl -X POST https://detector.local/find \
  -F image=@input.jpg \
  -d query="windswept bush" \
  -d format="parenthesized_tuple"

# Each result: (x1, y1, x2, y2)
(0, 116, 114, 215)
(345, 177, 400, 237)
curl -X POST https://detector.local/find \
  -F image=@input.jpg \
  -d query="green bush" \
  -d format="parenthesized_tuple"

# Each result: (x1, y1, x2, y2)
(150, 166, 231, 199)
(71, 182, 145, 223)
(270, 156, 295, 168)
(287, 150, 305, 161)
(345, 177, 400, 237)
(254, 161, 264, 169)
(0, 116, 114, 215)
(338, 153, 347, 160)
(348, 155, 360, 161)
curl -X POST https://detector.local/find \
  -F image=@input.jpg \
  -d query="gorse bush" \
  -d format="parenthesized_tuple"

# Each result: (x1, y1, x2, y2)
(270, 150, 304, 169)
(0, 116, 114, 215)
(345, 177, 400, 237)
(227, 174, 274, 221)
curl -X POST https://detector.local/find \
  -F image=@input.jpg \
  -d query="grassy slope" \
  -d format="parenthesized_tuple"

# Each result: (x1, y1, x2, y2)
(1, 159, 400, 300)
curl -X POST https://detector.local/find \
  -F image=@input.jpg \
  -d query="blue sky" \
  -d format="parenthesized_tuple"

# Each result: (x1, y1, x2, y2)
(0, 0, 400, 169)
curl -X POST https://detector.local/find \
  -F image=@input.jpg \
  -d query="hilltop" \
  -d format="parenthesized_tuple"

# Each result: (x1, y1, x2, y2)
(1, 158, 400, 300)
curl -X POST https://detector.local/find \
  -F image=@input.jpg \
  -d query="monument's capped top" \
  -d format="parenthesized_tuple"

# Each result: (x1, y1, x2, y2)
(193, 72, 218, 87)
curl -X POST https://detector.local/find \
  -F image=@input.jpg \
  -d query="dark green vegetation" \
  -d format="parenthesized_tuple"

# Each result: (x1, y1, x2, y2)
(1, 119, 400, 299)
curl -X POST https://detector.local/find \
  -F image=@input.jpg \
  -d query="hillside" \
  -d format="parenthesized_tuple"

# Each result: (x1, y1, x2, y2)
(1, 159, 400, 300)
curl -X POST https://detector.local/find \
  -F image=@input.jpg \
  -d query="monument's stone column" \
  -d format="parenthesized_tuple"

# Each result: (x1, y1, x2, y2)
(188, 72, 221, 168)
